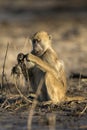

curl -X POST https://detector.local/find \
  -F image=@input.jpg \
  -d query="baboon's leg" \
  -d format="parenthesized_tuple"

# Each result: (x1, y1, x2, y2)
(45, 73, 66, 103)
(45, 72, 85, 103)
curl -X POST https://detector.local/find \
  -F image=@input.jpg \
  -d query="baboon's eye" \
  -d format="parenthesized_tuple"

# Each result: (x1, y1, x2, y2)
(32, 39, 36, 44)
(33, 39, 41, 44)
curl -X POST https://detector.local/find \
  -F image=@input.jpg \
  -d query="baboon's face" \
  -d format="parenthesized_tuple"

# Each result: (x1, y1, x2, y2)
(32, 31, 51, 56)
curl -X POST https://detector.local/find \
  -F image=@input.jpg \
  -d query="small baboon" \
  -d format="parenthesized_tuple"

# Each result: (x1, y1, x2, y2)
(14, 31, 85, 104)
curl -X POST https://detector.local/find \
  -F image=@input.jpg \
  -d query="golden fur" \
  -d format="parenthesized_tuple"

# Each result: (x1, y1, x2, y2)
(26, 31, 84, 103)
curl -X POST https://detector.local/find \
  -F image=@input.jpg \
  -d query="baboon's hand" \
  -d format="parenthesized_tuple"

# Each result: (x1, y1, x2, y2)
(17, 53, 30, 63)
(17, 53, 26, 63)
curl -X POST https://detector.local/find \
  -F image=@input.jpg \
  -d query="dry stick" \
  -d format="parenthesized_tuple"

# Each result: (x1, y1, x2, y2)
(22, 37, 28, 52)
(78, 72, 82, 89)
(15, 103, 29, 111)
(1, 98, 11, 110)
(1, 43, 9, 88)
(0, 99, 8, 108)
(27, 77, 44, 130)
(80, 105, 87, 115)
(15, 81, 32, 103)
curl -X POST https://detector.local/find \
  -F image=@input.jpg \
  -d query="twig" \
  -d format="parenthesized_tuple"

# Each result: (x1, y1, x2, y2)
(15, 80, 32, 103)
(79, 105, 87, 115)
(22, 37, 28, 52)
(0, 99, 8, 108)
(1, 43, 9, 88)
(27, 77, 44, 130)
(14, 104, 28, 111)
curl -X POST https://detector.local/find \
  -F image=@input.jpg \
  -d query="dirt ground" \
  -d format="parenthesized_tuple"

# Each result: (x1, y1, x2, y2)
(0, 1, 87, 130)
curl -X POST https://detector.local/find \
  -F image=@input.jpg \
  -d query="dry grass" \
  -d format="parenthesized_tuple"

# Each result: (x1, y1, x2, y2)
(0, 47, 87, 129)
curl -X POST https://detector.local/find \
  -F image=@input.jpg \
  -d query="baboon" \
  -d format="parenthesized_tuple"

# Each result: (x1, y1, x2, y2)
(14, 31, 85, 104)
(12, 31, 84, 104)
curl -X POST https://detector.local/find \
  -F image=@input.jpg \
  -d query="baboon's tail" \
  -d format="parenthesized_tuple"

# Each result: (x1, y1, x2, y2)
(65, 96, 86, 102)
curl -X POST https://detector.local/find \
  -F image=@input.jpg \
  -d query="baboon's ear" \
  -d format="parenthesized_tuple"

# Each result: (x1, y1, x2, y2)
(49, 34, 52, 40)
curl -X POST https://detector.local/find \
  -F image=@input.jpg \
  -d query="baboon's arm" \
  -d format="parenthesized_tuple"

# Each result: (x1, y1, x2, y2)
(26, 54, 58, 77)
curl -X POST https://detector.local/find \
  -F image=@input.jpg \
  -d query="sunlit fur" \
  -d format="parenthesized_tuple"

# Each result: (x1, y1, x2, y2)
(26, 31, 85, 103)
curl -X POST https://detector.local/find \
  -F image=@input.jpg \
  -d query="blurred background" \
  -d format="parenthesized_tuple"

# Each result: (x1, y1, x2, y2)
(0, 0, 87, 77)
